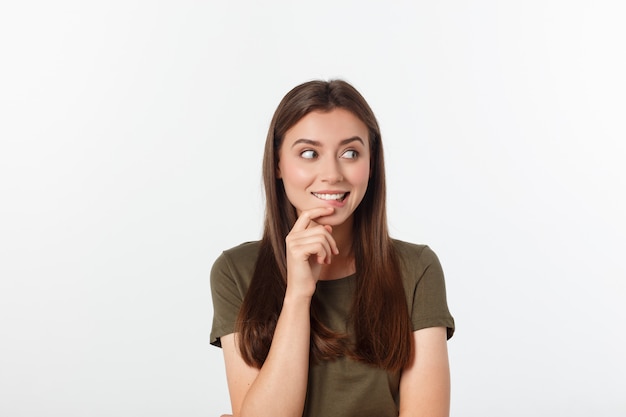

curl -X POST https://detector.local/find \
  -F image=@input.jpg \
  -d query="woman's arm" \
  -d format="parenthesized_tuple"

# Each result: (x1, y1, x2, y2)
(221, 207, 338, 417)
(399, 327, 451, 417)
(221, 292, 312, 416)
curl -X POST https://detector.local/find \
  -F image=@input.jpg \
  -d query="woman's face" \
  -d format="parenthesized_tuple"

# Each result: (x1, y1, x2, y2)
(277, 108, 371, 227)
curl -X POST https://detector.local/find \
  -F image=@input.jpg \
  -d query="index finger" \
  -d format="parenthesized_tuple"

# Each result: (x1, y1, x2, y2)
(292, 207, 335, 232)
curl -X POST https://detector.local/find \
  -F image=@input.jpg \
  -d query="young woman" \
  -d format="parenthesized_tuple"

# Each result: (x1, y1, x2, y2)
(210, 79, 454, 417)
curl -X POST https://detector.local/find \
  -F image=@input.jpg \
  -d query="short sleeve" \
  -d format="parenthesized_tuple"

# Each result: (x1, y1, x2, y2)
(210, 252, 243, 348)
(209, 241, 261, 348)
(400, 243, 455, 339)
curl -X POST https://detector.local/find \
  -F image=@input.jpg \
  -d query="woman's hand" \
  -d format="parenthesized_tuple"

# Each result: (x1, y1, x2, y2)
(285, 207, 339, 299)
(221, 209, 335, 417)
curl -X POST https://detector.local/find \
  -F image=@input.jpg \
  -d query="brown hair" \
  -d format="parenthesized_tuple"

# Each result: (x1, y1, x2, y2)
(235, 80, 412, 372)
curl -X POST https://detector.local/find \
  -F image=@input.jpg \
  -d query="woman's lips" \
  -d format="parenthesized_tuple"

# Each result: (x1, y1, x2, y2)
(312, 192, 348, 202)
(311, 192, 350, 207)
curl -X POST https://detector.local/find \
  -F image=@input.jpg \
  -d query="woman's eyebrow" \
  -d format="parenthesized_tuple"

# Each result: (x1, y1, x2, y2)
(291, 136, 365, 148)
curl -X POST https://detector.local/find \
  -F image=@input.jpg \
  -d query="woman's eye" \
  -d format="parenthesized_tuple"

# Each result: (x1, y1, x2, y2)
(300, 150, 317, 159)
(342, 150, 358, 159)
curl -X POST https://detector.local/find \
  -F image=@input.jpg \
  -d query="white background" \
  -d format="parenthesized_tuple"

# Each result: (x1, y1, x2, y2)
(1, 1, 625, 416)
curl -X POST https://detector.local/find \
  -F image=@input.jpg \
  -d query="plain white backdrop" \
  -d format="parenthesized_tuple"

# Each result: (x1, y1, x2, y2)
(1, 1, 625, 416)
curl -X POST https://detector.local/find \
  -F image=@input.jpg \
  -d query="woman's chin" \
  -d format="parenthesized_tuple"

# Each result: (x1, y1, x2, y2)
(318, 213, 353, 228)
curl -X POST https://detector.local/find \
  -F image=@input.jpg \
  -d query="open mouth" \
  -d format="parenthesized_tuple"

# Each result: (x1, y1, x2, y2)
(312, 192, 349, 202)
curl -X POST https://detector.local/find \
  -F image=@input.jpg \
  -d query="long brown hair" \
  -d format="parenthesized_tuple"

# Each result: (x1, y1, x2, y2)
(235, 80, 412, 372)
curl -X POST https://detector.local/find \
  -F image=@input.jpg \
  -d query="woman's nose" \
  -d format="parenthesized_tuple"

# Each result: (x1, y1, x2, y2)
(320, 158, 343, 183)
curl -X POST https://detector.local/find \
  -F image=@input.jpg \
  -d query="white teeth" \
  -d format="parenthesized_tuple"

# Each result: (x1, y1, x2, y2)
(313, 193, 346, 201)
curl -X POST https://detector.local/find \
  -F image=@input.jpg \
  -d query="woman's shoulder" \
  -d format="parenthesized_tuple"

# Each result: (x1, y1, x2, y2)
(391, 238, 437, 258)
(221, 240, 262, 259)
(391, 238, 442, 272)
(211, 240, 262, 280)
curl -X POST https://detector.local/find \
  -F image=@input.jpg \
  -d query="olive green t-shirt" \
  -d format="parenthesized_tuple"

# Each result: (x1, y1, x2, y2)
(210, 240, 454, 417)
